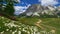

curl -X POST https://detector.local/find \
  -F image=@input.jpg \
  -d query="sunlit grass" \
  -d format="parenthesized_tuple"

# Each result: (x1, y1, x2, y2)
(0, 16, 60, 34)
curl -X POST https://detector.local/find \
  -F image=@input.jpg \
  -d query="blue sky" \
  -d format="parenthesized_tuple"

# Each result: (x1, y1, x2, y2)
(15, 0, 60, 6)
(15, 0, 40, 6)
(14, 0, 60, 15)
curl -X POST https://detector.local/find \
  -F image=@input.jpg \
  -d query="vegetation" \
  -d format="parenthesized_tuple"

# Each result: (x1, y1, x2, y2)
(0, 16, 60, 34)
(0, 0, 60, 34)
(0, 0, 18, 20)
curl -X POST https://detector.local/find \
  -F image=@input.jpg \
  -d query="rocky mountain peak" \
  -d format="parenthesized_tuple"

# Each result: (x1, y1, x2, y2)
(20, 4, 60, 17)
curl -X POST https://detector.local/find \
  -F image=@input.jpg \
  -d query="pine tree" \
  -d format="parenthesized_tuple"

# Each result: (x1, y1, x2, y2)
(0, 0, 18, 20)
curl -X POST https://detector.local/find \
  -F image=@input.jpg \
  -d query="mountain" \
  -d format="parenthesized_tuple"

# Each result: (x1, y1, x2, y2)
(19, 4, 60, 17)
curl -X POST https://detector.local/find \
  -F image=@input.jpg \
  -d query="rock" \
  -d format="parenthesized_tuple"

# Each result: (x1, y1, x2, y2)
(20, 4, 60, 17)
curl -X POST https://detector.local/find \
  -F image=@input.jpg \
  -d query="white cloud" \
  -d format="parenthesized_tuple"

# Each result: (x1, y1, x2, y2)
(14, 4, 31, 15)
(39, 0, 58, 6)
(14, 0, 20, 3)
(17, 0, 20, 3)
(14, 6, 27, 15)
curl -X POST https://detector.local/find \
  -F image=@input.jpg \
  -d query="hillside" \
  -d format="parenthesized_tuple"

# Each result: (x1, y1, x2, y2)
(0, 16, 60, 34)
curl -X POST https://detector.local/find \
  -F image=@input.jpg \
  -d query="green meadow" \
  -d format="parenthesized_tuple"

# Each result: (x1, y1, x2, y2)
(0, 16, 60, 34)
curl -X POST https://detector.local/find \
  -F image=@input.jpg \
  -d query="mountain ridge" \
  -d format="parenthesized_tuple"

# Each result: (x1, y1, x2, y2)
(19, 4, 60, 17)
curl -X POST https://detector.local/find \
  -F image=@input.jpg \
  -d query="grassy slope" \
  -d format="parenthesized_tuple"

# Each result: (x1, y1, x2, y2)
(18, 17, 60, 34)
(41, 18, 60, 34)
(0, 16, 60, 34)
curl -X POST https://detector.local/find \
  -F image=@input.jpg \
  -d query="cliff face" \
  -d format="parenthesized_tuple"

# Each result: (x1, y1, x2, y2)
(20, 4, 60, 17)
